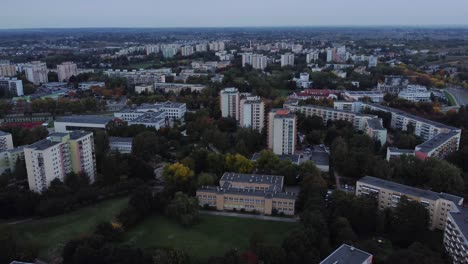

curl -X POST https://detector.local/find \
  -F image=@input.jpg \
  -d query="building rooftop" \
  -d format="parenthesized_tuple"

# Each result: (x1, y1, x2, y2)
(387, 147, 415, 154)
(310, 151, 330, 166)
(109, 137, 133, 143)
(220, 172, 284, 188)
(69, 130, 93, 140)
(358, 176, 464, 205)
(345, 91, 384, 96)
(0, 131, 11, 136)
(366, 118, 385, 130)
(320, 244, 372, 264)
(27, 138, 61, 151)
(56, 115, 114, 125)
(416, 131, 460, 153)
(448, 206, 468, 241)
(129, 111, 166, 124)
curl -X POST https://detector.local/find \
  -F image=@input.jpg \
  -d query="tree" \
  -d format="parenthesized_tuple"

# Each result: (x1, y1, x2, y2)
(197, 172, 215, 187)
(385, 242, 445, 264)
(132, 131, 160, 161)
(163, 163, 195, 191)
(166, 192, 199, 226)
(330, 217, 357, 246)
(255, 150, 280, 174)
(391, 197, 430, 246)
(225, 153, 254, 173)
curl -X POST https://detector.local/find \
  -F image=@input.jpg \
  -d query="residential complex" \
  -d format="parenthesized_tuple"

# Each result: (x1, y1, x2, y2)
(57, 62, 78, 82)
(0, 61, 17, 76)
(109, 137, 133, 154)
(181, 46, 194, 56)
(239, 96, 265, 132)
(104, 69, 168, 86)
(196, 172, 297, 215)
(25, 131, 97, 193)
(280, 53, 294, 67)
(320, 244, 373, 264)
(0, 77, 24, 98)
(78, 81, 105, 90)
(24, 61, 48, 85)
(241, 53, 268, 70)
(209, 41, 225, 51)
(356, 176, 464, 230)
(220, 87, 240, 120)
(444, 206, 468, 264)
(268, 109, 297, 155)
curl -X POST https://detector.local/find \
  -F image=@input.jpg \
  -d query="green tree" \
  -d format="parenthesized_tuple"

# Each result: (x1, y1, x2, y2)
(166, 192, 199, 226)
(391, 197, 429, 246)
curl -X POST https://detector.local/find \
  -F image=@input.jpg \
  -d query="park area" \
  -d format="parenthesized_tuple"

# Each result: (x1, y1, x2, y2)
(11, 197, 298, 261)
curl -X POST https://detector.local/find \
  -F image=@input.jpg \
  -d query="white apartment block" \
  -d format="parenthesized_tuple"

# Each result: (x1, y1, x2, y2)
(0, 131, 14, 151)
(281, 53, 294, 67)
(268, 109, 297, 155)
(398, 85, 431, 102)
(195, 43, 208, 52)
(240, 96, 265, 132)
(115, 101, 186, 121)
(0, 77, 24, 96)
(209, 41, 225, 51)
(356, 176, 464, 230)
(344, 91, 385, 103)
(0, 146, 25, 175)
(104, 69, 168, 85)
(242, 53, 268, 70)
(109, 137, 133, 154)
(181, 46, 194, 57)
(25, 131, 97, 193)
(444, 207, 468, 264)
(220, 87, 240, 120)
(145, 44, 160, 56)
(24, 61, 48, 85)
(0, 61, 17, 76)
(57, 62, 78, 82)
(134, 84, 154, 94)
(306, 51, 320, 64)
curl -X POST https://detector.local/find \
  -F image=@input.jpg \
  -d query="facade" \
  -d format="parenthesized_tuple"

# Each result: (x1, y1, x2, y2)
(196, 172, 297, 215)
(365, 118, 387, 145)
(280, 53, 294, 67)
(414, 130, 460, 160)
(127, 111, 167, 129)
(444, 206, 468, 264)
(356, 176, 464, 230)
(25, 131, 97, 193)
(220, 87, 240, 120)
(57, 62, 78, 82)
(104, 69, 168, 86)
(78, 81, 106, 90)
(54, 115, 114, 133)
(0, 61, 17, 76)
(268, 109, 297, 155)
(0, 131, 14, 151)
(0, 146, 25, 175)
(109, 137, 133, 154)
(398, 85, 431, 102)
(195, 43, 208, 52)
(377, 75, 409, 94)
(242, 53, 268, 70)
(154, 83, 205, 94)
(306, 51, 320, 64)
(181, 46, 194, 57)
(294, 73, 313, 89)
(239, 96, 264, 132)
(209, 41, 225, 51)
(24, 61, 48, 85)
(0, 77, 24, 97)
(386, 147, 415, 161)
(134, 84, 154, 94)
(145, 44, 160, 55)
(344, 91, 385, 103)
(320, 244, 373, 264)
(116, 102, 186, 121)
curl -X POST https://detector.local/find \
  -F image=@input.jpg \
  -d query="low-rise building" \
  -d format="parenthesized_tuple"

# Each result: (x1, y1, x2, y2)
(154, 83, 206, 94)
(196, 172, 297, 215)
(320, 244, 373, 264)
(386, 147, 415, 161)
(109, 137, 133, 154)
(356, 176, 464, 230)
(365, 118, 387, 145)
(398, 85, 431, 102)
(78, 81, 106, 90)
(134, 84, 154, 94)
(54, 115, 114, 133)
(0, 146, 25, 174)
(127, 111, 168, 129)
(344, 91, 385, 103)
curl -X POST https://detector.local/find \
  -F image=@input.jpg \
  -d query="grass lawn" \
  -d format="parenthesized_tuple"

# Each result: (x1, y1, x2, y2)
(444, 90, 458, 106)
(124, 214, 299, 260)
(13, 197, 129, 261)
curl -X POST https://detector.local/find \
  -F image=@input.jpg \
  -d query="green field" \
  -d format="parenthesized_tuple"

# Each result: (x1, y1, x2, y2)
(124, 214, 299, 260)
(444, 90, 458, 106)
(13, 197, 129, 260)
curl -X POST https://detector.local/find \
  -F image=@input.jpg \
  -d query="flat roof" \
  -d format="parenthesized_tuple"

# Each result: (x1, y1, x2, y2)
(129, 112, 166, 124)
(387, 147, 415, 154)
(221, 172, 284, 188)
(320, 244, 372, 264)
(69, 130, 93, 140)
(366, 118, 385, 130)
(0, 131, 11, 136)
(56, 115, 114, 125)
(416, 131, 460, 153)
(27, 138, 61, 151)
(449, 206, 468, 241)
(109, 137, 133, 143)
(310, 151, 330, 166)
(358, 176, 464, 205)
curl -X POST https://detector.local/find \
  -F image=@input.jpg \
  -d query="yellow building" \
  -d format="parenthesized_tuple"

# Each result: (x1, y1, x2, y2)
(197, 172, 297, 216)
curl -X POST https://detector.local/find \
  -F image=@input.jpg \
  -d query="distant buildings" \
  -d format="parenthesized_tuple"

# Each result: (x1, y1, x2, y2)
(220, 87, 240, 120)
(78, 81, 106, 90)
(209, 41, 225, 51)
(154, 83, 206, 94)
(0, 131, 24, 175)
(196, 172, 297, 215)
(0, 60, 17, 77)
(306, 50, 320, 64)
(242, 53, 268, 70)
(57, 62, 78, 82)
(161, 45, 179, 58)
(109, 137, 133, 154)
(115, 102, 186, 121)
(398, 85, 431, 102)
(356, 176, 464, 230)
(24, 61, 48, 85)
(0, 77, 24, 97)
(25, 131, 97, 193)
(289, 89, 339, 101)
(0, 131, 14, 151)
(104, 69, 168, 86)
(145, 44, 160, 56)
(134, 84, 154, 94)
(377, 75, 409, 94)
(344, 91, 385, 103)
(240, 96, 264, 132)
(268, 109, 297, 155)
(320, 244, 373, 264)
(195, 43, 208, 52)
(280, 53, 294, 67)
(181, 46, 194, 57)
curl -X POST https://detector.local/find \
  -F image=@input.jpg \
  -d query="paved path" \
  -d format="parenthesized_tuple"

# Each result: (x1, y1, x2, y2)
(200, 210, 299, 223)
(446, 87, 468, 106)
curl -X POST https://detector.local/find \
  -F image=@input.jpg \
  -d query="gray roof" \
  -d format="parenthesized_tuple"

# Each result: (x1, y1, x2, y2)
(387, 147, 415, 154)
(358, 176, 464, 205)
(56, 115, 114, 125)
(366, 118, 385, 130)
(128, 112, 166, 124)
(416, 131, 460, 153)
(69, 130, 93, 140)
(310, 151, 330, 166)
(320, 244, 372, 264)
(449, 206, 468, 241)
(27, 138, 61, 151)
(0, 131, 11, 136)
(220, 172, 284, 188)
(109, 137, 133, 143)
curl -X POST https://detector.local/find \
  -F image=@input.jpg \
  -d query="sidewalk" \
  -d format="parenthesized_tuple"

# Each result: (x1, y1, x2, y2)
(200, 210, 300, 223)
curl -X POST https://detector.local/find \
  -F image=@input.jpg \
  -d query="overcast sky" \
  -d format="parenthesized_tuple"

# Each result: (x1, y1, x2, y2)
(2, 0, 468, 29)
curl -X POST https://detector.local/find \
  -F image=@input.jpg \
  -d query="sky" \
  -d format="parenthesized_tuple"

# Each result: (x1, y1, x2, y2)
(1, 0, 468, 29)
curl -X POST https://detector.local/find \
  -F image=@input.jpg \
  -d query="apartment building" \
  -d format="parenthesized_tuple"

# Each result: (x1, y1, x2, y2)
(195, 43, 208, 52)
(25, 131, 97, 193)
(444, 206, 468, 264)
(0, 146, 25, 175)
(104, 69, 168, 86)
(344, 91, 385, 103)
(57, 62, 78, 82)
(0, 77, 24, 97)
(365, 118, 387, 145)
(209, 41, 225, 51)
(109, 137, 133, 154)
(24, 61, 48, 85)
(415, 130, 460, 160)
(154, 83, 206, 94)
(268, 109, 297, 155)
(145, 44, 160, 55)
(386, 147, 415, 161)
(0, 61, 17, 76)
(320, 244, 373, 264)
(54, 115, 114, 133)
(306, 51, 320, 64)
(181, 46, 194, 57)
(220, 87, 240, 120)
(398, 85, 431, 102)
(241, 53, 268, 70)
(134, 84, 154, 94)
(240, 96, 264, 132)
(356, 176, 464, 230)
(280, 53, 294, 67)
(196, 172, 297, 215)
(0, 131, 14, 151)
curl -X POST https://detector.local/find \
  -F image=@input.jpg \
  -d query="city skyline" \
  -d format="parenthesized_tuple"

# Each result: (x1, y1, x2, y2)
(1, 0, 468, 29)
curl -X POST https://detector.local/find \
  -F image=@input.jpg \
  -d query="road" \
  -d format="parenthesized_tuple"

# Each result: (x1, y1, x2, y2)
(200, 210, 300, 223)
(446, 87, 468, 106)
